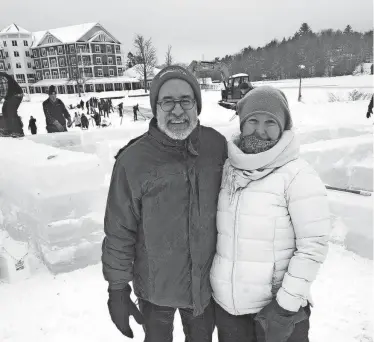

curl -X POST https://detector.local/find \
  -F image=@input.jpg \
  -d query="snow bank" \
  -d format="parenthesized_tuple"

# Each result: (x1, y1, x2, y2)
(328, 190, 373, 259)
(301, 134, 373, 191)
(0, 138, 107, 274)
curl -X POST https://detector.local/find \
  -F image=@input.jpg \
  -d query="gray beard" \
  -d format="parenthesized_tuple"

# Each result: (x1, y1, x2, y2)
(157, 118, 197, 140)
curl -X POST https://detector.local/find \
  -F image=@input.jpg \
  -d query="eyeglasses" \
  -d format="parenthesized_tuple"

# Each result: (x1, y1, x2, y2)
(157, 98, 196, 112)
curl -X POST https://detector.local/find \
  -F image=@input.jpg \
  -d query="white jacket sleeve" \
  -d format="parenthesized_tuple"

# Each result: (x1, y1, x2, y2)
(276, 166, 331, 312)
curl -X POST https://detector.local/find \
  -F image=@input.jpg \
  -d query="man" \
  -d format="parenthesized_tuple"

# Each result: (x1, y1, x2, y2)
(42, 85, 72, 133)
(0, 72, 25, 137)
(366, 95, 373, 118)
(239, 81, 254, 98)
(28, 116, 37, 135)
(102, 65, 227, 342)
(133, 103, 139, 121)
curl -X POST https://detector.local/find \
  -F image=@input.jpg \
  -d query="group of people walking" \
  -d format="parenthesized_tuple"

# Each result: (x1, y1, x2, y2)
(101, 65, 332, 342)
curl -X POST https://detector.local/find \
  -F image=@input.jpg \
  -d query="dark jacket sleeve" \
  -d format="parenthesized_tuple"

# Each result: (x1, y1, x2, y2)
(102, 157, 140, 290)
(60, 100, 71, 120)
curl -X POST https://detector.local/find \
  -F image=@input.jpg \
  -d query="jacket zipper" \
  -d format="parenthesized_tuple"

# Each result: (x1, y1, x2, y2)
(232, 190, 241, 314)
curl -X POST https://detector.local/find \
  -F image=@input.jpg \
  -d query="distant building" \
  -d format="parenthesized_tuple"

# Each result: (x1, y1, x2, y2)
(0, 24, 36, 93)
(0, 22, 142, 94)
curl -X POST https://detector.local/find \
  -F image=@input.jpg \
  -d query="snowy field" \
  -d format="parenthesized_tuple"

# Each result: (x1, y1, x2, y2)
(0, 74, 373, 341)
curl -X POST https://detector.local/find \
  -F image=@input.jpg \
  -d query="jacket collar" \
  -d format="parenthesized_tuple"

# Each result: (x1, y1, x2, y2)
(148, 117, 200, 156)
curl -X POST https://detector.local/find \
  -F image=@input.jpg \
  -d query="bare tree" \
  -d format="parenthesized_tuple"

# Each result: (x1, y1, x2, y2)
(165, 45, 173, 66)
(66, 45, 92, 97)
(133, 34, 157, 93)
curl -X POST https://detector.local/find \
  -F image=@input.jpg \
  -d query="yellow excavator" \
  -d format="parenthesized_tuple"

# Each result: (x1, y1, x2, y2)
(187, 60, 251, 109)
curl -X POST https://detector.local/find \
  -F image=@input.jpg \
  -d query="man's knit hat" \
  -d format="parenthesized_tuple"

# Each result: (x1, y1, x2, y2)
(236, 85, 292, 132)
(150, 65, 202, 116)
(48, 85, 56, 95)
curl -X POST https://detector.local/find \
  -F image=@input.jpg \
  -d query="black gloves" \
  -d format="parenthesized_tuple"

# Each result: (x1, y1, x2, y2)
(255, 299, 308, 342)
(367, 111, 372, 119)
(107, 284, 145, 338)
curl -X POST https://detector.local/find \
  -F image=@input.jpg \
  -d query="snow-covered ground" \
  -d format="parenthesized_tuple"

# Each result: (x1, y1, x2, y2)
(0, 74, 373, 341)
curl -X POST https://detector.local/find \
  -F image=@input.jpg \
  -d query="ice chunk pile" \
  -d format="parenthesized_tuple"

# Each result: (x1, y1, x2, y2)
(0, 138, 108, 274)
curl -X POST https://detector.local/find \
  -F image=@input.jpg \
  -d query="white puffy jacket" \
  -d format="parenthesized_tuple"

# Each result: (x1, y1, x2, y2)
(210, 131, 331, 315)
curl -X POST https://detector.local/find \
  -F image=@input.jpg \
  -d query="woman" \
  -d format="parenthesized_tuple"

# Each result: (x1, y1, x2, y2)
(0, 72, 25, 137)
(210, 86, 331, 342)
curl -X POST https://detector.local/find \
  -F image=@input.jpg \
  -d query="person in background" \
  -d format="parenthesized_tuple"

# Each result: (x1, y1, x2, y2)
(42, 85, 72, 133)
(80, 99, 84, 110)
(239, 81, 254, 98)
(133, 103, 139, 121)
(210, 86, 331, 342)
(81, 113, 89, 130)
(102, 65, 227, 342)
(366, 95, 373, 118)
(73, 112, 81, 128)
(28, 116, 37, 135)
(93, 110, 101, 127)
(0, 72, 25, 137)
(86, 100, 90, 114)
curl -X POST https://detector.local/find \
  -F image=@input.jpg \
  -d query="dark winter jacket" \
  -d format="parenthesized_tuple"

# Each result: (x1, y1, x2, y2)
(102, 118, 227, 316)
(0, 72, 23, 100)
(42, 98, 71, 133)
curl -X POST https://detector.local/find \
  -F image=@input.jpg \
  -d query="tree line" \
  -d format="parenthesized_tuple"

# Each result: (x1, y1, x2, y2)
(217, 23, 373, 81)
(125, 23, 373, 91)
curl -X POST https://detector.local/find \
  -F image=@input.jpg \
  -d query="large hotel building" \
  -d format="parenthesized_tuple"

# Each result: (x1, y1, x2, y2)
(0, 23, 142, 94)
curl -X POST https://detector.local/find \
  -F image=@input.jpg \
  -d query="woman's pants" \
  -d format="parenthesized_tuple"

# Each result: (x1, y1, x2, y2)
(214, 301, 311, 342)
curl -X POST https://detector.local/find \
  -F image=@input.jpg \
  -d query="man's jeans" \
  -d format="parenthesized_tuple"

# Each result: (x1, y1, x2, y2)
(2, 94, 24, 137)
(214, 300, 311, 342)
(138, 299, 215, 342)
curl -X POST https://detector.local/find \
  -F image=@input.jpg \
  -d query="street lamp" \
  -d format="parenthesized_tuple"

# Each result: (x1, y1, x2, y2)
(298, 64, 305, 102)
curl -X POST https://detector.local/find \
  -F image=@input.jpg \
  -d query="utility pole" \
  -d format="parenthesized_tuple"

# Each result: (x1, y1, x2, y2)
(298, 64, 305, 102)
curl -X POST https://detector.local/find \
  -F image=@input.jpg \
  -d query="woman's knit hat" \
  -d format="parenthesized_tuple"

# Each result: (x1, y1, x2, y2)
(236, 86, 293, 132)
(150, 65, 202, 116)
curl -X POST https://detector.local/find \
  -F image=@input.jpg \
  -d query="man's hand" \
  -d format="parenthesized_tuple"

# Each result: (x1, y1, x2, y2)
(53, 120, 65, 132)
(254, 299, 308, 342)
(107, 284, 145, 338)
(367, 111, 372, 119)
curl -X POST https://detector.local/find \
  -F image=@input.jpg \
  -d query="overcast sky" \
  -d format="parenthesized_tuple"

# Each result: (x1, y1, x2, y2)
(1, 0, 373, 64)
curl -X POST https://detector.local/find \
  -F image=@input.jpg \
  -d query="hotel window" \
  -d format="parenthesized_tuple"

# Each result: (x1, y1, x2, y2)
(118, 68, 123, 76)
(16, 63, 21, 68)
(43, 60, 48, 68)
(109, 69, 114, 76)
(51, 59, 57, 67)
(106, 45, 112, 53)
(5, 52, 8, 58)
(3, 41, 7, 47)
(53, 71, 58, 79)
(108, 57, 113, 65)
(16, 74, 26, 83)
(58, 46, 63, 54)
(59, 58, 65, 67)
(96, 57, 102, 64)
(49, 48, 54, 55)
(0, 64, 4, 70)
(35, 61, 39, 68)
(25, 51, 30, 57)
(33, 50, 37, 57)
(97, 69, 103, 77)
(115, 45, 120, 53)
(61, 70, 66, 78)
(95, 45, 100, 53)
(41, 48, 46, 56)
(69, 45, 75, 53)
(36, 72, 41, 79)
(71, 57, 76, 65)
(27, 62, 32, 68)
(12, 40, 17, 46)
(45, 71, 50, 79)
(24, 40, 28, 46)
(116, 57, 121, 64)
(14, 51, 19, 57)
